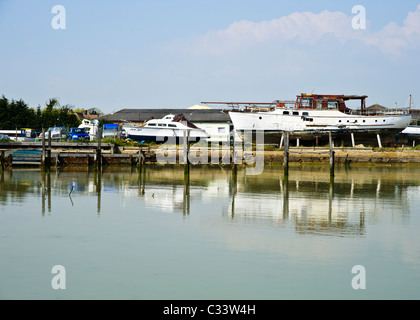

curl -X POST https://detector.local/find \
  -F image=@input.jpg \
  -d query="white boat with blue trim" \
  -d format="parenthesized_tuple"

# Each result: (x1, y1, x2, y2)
(125, 114, 210, 143)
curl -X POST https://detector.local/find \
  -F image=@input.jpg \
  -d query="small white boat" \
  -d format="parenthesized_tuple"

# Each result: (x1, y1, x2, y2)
(401, 126, 420, 136)
(125, 114, 210, 143)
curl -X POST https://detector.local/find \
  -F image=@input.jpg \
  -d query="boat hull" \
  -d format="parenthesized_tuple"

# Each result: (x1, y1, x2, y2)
(229, 109, 412, 145)
(126, 127, 209, 143)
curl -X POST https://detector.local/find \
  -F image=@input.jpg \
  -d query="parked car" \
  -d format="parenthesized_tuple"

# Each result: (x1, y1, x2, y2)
(37, 127, 68, 141)
(67, 128, 90, 141)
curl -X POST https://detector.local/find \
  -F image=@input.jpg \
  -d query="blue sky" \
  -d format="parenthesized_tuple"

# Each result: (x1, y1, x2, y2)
(1, 0, 420, 114)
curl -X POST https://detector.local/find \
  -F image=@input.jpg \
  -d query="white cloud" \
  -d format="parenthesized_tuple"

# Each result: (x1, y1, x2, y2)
(180, 5, 420, 57)
(361, 4, 420, 55)
(186, 10, 354, 55)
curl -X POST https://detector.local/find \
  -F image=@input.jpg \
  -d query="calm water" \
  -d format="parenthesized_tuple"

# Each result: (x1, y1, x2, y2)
(1, 164, 420, 300)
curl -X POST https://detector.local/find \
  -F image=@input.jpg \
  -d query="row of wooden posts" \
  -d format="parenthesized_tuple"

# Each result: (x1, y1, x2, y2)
(282, 131, 336, 180)
(23, 128, 338, 179)
(282, 131, 387, 179)
(40, 127, 105, 171)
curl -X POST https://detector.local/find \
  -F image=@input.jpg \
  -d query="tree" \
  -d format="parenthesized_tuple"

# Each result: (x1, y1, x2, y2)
(0, 94, 81, 130)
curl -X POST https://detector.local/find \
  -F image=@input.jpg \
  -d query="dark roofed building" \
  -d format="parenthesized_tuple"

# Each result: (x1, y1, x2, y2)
(366, 104, 388, 112)
(99, 108, 231, 125)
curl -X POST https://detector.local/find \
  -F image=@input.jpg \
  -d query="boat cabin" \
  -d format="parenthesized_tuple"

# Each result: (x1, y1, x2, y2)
(293, 94, 368, 113)
(145, 114, 200, 129)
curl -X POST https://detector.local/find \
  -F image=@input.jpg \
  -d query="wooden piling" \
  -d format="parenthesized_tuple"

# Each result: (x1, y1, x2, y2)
(141, 161, 146, 195)
(41, 170, 45, 215)
(47, 170, 51, 212)
(231, 164, 238, 219)
(328, 178, 334, 221)
(41, 128, 46, 166)
(138, 149, 144, 170)
(96, 169, 101, 214)
(283, 131, 289, 178)
(0, 150, 5, 173)
(282, 176, 289, 220)
(232, 162, 238, 185)
(232, 131, 235, 162)
(96, 127, 102, 171)
(183, 166, 190, 216)
(329, 131, 335, 179)
(46, 132, 51, 169)
(183, 130, 188, 165)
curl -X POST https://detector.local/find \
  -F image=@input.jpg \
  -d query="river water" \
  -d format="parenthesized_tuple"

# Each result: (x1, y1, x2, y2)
(1, 164, 420, 300)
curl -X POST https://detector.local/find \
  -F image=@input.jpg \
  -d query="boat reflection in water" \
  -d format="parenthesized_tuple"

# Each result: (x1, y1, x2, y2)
(1, 165, 417, 238)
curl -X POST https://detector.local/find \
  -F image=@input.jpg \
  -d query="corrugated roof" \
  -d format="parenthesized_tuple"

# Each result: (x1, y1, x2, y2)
(99, 108, 231, 123)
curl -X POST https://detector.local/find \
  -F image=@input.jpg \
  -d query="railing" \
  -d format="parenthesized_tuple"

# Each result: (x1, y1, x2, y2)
(349, 109, 411, 116)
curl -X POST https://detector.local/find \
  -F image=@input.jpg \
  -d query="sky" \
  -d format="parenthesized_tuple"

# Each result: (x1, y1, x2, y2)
(0, 0, 420, 114)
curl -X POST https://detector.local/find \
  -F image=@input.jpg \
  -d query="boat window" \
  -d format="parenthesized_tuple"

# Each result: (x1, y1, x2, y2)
(283, 111, 289, 115)
(363, 120, 366, 123)
(301, 98, 313, 108)
(168, 124, 177, 128)
(316, 101, 322, 109)
(292, 111, 299, 116)
(148, 123, 157, 126)
(328, 101, 338, 109)
(158, 123, 166, 127)
(302, 112, 309, 116)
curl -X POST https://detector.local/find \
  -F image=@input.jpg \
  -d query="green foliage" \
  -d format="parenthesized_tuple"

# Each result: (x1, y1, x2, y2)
(0, 95, 81, 130)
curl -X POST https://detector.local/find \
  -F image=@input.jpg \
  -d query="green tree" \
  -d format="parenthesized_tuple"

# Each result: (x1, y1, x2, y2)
(0, 94, 81, 130)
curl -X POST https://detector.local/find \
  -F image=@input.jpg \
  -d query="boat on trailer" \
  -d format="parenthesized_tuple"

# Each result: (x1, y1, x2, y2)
(125, 114, 210, 143)
(221, 94, 412, 144)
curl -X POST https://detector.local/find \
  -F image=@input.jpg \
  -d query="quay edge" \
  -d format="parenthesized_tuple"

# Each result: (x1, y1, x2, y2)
(2, 142, 420, 168)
